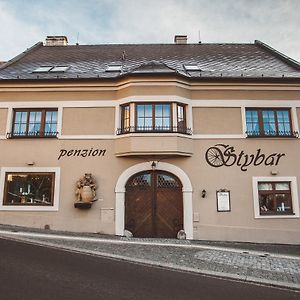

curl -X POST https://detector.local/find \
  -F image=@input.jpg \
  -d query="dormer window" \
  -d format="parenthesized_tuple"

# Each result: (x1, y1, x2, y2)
(184, 64, 200, 71)
(106, 65, 122, 72)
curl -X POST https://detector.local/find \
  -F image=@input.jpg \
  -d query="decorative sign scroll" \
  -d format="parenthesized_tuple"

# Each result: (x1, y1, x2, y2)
(205, 144, 285, 172)
(216, 189, 231, 212)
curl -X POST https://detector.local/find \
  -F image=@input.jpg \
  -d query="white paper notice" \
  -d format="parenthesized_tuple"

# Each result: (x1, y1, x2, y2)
(217, 191, 230, 212)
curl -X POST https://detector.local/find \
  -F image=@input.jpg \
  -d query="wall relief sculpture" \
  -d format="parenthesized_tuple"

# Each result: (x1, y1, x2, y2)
(74, 173, 98, 208)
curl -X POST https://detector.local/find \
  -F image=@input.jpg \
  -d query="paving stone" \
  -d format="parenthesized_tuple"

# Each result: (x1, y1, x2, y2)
(0, 224, 299, 289)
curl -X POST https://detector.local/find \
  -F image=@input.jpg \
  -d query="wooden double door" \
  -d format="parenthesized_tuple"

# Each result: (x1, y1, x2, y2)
(125, 170, 183, 238)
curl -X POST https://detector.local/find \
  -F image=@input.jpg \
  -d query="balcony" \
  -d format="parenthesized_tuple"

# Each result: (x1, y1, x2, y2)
(115, 127, 193, 157)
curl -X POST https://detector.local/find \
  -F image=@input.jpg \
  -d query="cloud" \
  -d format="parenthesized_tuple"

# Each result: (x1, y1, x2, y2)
(0, 0, 299, 62)
(0, 1, 44, 61)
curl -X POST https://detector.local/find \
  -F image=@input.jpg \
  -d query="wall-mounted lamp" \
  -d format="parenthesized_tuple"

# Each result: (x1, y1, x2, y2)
(27, 161, 35, 166)
(151, 161, 157, 170)
(201, 189, 207, 198)
(270, 170, 278, 175)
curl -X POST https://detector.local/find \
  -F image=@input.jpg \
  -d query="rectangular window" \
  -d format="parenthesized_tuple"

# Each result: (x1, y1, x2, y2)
(258, 181, 293, 215)
(252, 176, 299, 219)
(177, 104, 186, 132)
(3, 172, 55, 206)
(121, 104, 130, 133)
(12, 108, 58, 138)
(154, 104, 171, 130)
(136, 103, 172, 132)
(246, 108, 293, 137)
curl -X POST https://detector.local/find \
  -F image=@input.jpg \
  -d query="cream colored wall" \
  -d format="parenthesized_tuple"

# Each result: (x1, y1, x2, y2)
(193, 107, 242, 134)
(0, 91, 117, 101)
(0, 108, 7, 134)
(116, 85, 191, 99)
(0, 139, 118, 234)
(190, 89, 300, 100)
(62, 107, 115, 135)
(0, 137, 299, 243)
(115, 135, 193, 156)
(0, 79, 300, 102)
(166, 138, 300, 244)
(0, 79, 300, 243)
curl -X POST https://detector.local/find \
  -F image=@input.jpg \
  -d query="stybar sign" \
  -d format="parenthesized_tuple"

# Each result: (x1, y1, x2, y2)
(205, 144, 285, 172)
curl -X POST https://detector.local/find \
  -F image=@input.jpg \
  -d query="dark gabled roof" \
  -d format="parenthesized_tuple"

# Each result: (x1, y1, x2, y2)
(0, 40, 299, 81)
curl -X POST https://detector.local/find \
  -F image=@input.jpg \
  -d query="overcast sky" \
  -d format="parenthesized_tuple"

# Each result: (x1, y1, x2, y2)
(0, 0, 299, 62)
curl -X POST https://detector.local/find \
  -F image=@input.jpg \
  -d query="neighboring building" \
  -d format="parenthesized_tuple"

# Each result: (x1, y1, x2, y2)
(0, 35, 300, 243)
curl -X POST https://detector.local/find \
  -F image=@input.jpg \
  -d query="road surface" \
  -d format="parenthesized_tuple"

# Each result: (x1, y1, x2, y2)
(0, 238, 298, 300)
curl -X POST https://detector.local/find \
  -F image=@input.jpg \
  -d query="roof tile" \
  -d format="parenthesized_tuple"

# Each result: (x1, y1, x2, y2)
(0, 42, 299, 80)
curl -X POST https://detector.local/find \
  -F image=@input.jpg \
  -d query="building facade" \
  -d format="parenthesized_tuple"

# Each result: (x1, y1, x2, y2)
(0, 36, 299, 243)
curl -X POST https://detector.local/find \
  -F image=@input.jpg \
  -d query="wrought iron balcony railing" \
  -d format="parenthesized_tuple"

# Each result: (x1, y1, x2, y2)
(6, 131, 59, 139)
(246, 130, 299, 138)
(116, 126, 192, 135)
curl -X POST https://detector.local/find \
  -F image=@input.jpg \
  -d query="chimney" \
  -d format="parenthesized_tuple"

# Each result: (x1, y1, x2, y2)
(174, 35, 187, 44)
(45, 36, 68, 46)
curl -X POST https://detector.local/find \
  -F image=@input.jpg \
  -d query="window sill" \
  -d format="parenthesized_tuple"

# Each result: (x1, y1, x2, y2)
(0, 205, 58, 211)
(255, 214, 299, 219)
(260, 212, 294, 216)
(3, 203, 52, 207)
(246, 135, 298, 139)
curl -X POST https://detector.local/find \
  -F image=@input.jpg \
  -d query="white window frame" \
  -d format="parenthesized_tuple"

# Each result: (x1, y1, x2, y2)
(252, 176, 300, 219)
(0, 167, 60, 211)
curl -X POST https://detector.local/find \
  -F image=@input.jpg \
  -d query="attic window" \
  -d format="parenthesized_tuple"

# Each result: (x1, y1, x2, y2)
(106, 65, 122, 72)
(32, 66, 53, 73)
(32, 66, 70, 73)
(184, 64, 201, 71)
(50, 66, 69, 72)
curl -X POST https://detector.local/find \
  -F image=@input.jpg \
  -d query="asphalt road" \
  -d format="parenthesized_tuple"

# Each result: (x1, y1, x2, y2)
(0, 238, 298, 300)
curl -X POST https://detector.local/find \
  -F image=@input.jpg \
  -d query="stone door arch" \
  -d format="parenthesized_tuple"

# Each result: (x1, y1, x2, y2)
(115, 162, 193, 239)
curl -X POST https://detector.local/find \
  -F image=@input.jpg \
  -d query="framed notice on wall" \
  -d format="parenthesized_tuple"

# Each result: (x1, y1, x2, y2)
(216, 189, 231, 212)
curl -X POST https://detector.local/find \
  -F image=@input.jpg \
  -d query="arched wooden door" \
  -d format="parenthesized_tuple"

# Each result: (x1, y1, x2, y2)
(125, 170, 183, 238)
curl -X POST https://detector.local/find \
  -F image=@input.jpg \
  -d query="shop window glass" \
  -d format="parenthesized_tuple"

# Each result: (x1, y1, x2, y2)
(258, 181, 293, 215)
(3, 172, 55, 206)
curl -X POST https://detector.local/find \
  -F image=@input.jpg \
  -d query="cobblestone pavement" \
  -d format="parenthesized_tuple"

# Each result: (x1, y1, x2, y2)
(0, 224, 299, 291)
